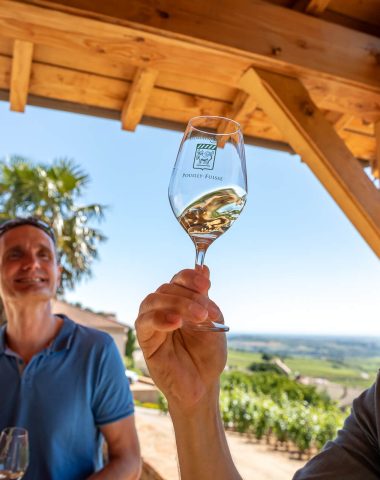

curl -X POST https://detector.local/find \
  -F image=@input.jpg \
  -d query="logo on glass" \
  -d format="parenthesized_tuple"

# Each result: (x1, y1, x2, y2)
(193, 144, 217, 171)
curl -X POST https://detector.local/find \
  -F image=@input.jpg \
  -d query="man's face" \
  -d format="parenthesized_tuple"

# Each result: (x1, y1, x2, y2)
(0, 225, 61, 302)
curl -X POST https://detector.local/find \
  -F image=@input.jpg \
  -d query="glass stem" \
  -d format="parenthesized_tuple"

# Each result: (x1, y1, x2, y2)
(195, 247, 206, 268)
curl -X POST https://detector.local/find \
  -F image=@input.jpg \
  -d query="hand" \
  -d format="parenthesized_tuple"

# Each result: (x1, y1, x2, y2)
(135, 267, 227, 411)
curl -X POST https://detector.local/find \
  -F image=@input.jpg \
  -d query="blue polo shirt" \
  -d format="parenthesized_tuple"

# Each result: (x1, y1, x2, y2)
(0, 315, 134, 480)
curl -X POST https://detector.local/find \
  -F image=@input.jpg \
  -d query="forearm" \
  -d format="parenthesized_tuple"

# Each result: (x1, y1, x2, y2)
(87, 456, 142, 480)
(169, 384, 242, 480)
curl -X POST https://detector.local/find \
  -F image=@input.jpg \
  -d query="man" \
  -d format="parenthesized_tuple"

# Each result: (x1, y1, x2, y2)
(135, 267, 380, 480)
(0, 217, 141, 480)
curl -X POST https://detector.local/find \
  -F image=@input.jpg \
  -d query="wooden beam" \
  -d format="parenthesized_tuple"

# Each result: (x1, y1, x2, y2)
(340, 131, 375, 164)
(9, 39, 33, 111)
(0, 0, 379, 99)
(239, 68, 380, 257)
(333, 113, 353, 133)
(0, 52, 376, 162)
(299, 1, 332, 16)
(374, 122, 380, 179)
(302, 77, 380, 120)
(218, 90, 257, 134)
(121, 67, 158, 131)
(1, 38, 373, 120)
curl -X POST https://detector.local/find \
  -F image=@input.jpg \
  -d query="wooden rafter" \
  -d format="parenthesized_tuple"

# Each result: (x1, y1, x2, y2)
(305, 1, 331, 15)
(0, 0, 379, 99)
(218, 91, 257, 134)
(0, 51, 375, 163)
(121, 68, 158, 131)
(9, 39, 33, 112)
(333, 113, 353, 133)
(239, 68, 380, 257)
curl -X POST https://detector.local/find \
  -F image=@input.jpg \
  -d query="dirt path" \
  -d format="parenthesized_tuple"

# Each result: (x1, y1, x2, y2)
(135, 407, 306, 480)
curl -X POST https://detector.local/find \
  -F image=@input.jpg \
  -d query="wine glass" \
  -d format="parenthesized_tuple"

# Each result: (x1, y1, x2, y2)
(0, 428, 29, 479)
(168, 115, 248, 332)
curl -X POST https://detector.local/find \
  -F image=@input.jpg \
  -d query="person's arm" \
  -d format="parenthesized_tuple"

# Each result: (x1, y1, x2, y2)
(169, 384, 241, 479)
(87, 416, 141, 480)
(294, 378, 380, 480)
(135, 267, 242, 480)
(88, 337, 141, 479)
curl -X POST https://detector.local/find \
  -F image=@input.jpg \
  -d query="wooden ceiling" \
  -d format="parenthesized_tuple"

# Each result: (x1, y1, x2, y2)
(0, 0, 379, 256)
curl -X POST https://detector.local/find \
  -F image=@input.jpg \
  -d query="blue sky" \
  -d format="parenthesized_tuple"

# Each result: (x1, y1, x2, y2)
(0, 101, 379, 335)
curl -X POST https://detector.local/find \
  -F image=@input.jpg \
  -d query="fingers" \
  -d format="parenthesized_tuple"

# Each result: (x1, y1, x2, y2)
(136, 309, 182, 337)
(135, 310, 180, 359)
(137, 287, 221, 337)
(135, 268, 222, 345)
(156, 283, 220, 319)
(170, 267, 211, 294)
(140, 290, 210, 322)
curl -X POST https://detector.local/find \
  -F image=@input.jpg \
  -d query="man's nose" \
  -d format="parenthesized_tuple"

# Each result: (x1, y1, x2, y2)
(21, 254, 41, 270)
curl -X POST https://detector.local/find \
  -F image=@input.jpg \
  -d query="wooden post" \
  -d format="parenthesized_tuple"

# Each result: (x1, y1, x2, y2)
(10, 40, 34, 112)
(121, 68, 158, 131)
(238, 68, 380, 257)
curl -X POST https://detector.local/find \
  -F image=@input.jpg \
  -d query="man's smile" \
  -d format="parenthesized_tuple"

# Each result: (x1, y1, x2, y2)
(14, 277, 48, 284)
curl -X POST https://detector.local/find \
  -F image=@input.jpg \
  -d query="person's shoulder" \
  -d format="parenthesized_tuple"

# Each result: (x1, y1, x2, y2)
(75, 324, 114, 347)
(62, 316, 114, 348)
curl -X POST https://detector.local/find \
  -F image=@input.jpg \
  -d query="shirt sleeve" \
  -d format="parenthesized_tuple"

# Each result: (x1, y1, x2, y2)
(91, 337, 135, 426)
(293, 374, 380, 480)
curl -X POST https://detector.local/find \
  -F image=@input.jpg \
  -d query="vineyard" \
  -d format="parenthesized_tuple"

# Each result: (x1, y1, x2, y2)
(158, 370, 348, 459)
(220, 371, 348, 459)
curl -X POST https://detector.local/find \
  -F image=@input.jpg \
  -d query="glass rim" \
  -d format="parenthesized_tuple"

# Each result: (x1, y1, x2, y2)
(188, 115, 241, 136)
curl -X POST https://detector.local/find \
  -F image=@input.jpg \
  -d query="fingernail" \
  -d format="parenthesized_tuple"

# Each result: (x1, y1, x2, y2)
(188, 303, 208, 320)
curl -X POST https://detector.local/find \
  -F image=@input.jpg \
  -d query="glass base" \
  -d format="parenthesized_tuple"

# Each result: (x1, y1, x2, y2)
(184, 320, 229, 332)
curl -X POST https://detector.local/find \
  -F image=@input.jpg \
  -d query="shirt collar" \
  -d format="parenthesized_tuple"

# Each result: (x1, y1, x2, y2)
(0, 314, 76, 356)
(47, 315, 76, 353)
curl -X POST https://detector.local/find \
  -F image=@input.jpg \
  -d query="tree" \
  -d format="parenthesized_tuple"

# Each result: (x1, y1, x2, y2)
(0, 155, 107, 291)
(247, 362, 285, 375)
(125, 328, 136, 368)
(261, 352, 274, 362)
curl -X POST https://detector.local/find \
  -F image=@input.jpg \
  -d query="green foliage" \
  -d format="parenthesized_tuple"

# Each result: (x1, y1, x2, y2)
(228, 348, 376, 389)
(125, 328, 136, 368)
(134, 400, 160, 410)
(0, 156, 107, 291)
(227, 350, 262, 369)
(158, 393, 168, 414)
(219, 371, 346, 457)
(221, 371, 334, 407)
(156, 369, 346, 457)
(261, 352, 274, 361)
(248, 361, 284, 375)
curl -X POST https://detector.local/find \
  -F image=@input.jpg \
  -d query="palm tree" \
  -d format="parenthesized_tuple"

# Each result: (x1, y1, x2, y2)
(0, 155, 107, 291)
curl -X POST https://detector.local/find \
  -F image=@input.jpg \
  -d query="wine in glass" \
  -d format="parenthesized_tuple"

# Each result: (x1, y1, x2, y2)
(0, 428, 29, 480)
(168, 115, 248, 332)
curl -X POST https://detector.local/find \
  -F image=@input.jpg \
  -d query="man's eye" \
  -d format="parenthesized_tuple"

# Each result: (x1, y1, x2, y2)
(40, 251, 53, 260)
(8, 252, 21, 259)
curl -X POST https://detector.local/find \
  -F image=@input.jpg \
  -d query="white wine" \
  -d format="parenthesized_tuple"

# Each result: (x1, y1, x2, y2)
(178, 187, 246, 249)
(0, 470, 25, 479)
